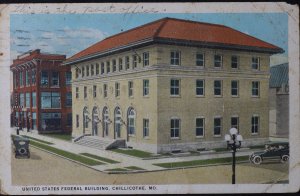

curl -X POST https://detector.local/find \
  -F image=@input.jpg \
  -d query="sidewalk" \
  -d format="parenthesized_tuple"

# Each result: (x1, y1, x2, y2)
(11, 128, 254, 173)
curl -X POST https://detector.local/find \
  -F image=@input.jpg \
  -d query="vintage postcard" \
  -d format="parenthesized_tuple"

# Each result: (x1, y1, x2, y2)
(0, 2, 299, 195)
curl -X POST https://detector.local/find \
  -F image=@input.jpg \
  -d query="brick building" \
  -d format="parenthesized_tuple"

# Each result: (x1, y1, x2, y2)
(11, 49, 72, 133)
(64, 17, 283, 153)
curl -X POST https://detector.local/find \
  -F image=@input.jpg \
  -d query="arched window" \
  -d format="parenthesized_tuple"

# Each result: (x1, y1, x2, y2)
(127, 108, 136, 135)
(114, 107, 122, 138)
(102, 107, 109, 137)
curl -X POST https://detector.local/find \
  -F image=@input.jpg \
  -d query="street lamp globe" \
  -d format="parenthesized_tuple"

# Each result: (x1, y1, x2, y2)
(225, 134, 231, 142)
(236, 134, 243, 142)
(229, 127, 238, 136)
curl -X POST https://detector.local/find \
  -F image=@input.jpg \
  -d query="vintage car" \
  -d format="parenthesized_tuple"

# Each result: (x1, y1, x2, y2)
(12, 136, 30, 158)
(249, 142, 289, 164)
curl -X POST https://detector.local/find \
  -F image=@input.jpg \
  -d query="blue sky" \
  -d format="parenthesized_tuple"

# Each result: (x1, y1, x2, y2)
(10, 13, 288, 60)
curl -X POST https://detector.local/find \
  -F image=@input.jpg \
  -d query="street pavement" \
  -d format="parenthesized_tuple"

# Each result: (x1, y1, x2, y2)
(11, 128, 262, 172)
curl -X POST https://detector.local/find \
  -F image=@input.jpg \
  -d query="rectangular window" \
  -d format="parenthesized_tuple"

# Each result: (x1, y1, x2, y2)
(32, 92, 36, 108)
(251, 116, 259, 134)
(41, 92, 61, 109)
(96, 63, 99, 75)
(101, 63, 105, 74)
(13, 72, 17, 89)
(128, 81, 133, 97)
(112, 59, 117, 72)
(19, 71, 23, 86)
(76, 87, 79, 99)
(143, 79, 149, 96)
(86, 65, 90, 76)
(214, 117, 222, 136)
(170, 118, 180, 138)
(143, 119, 149, 138)
(252, 57, 260, 70)
(25, 93, 30, 108)
(252, 81, 260, 97)
(125, 56, 130, 69)
(231, 56, 239, 69)
(106, 61, 110, 73)
(66, 92, 72, 106)
(31, 69, 36, 85)
(170, 51, 180, 65)
(196, 53, 204, 67)
(214, 55, 223, 68)
(41, 113, 61, 131)
(65, 72, 72, 86)
(32, 112, 37, 130)
(119, 58, 123, 71)
(170, 79, 180, 96)
(196, 79, 204, 96)
(231, 117, 239, 131)
(93, 85, 97, 98)
(84, 86, 87, 99)
(51, 71, 59, 87)
(231, 80, 239, 96)
(76, 114, 79, 128)
(91, 64, 94, 76)
(41, 71, 48, 86)
(196, 118, 205, 137)
(75, 68, 79, 79)
(214, 80, 222, 96)
(115, 83, 120, 97)
(20, 93, 24, 107)
(82, 67, 85, 77)
(25, 70, 30, 86)
(132, 55, 138, 69)
(143, 52, 149, 66)
(104, 84, 108, 98)
(67, 113, 72, 126)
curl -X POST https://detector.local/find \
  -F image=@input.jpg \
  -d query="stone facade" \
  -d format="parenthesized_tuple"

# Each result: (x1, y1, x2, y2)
(70, 44, 271, 153)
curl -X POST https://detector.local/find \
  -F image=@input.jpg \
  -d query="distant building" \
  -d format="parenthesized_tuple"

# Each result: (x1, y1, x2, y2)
(63, 17, 283, 153)
(269, 63, 289, 139)
(11, 49, 72, 133)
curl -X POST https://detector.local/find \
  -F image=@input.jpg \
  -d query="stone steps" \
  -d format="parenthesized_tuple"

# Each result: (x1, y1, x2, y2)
(75, 136, 112, 150)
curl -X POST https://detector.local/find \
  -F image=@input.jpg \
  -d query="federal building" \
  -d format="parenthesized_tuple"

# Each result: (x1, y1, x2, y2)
(63, 17, 283, 153)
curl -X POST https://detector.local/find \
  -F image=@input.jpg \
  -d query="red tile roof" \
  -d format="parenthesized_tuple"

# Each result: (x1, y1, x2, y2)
(65, 17, 283, 64)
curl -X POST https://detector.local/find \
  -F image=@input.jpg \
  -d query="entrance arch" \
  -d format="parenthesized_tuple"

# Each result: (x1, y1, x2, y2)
(127, 107, 136, 141)
(92, 106, 100, 136)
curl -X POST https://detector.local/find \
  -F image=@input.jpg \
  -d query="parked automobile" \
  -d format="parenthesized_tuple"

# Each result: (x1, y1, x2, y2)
(249, 142, 289, 164)
(12, 136, 30, 158)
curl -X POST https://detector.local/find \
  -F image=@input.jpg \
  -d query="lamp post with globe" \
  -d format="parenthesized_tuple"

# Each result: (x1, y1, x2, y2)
(225, 127, 243, 184)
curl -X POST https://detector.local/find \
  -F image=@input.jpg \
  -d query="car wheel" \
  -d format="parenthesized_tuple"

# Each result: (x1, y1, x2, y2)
(281, 155, 289, 163)
(253, 156, 262, 165)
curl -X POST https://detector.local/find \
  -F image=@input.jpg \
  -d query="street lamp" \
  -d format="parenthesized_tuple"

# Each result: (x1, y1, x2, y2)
(225, 127, 243, 184)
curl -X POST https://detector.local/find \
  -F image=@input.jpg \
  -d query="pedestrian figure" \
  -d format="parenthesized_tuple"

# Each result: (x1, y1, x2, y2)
(27, 116, 30, 132)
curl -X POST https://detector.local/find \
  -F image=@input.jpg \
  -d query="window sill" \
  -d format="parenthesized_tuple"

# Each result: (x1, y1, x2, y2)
(170, 95, 181, 98)
(143, 136, 150, 140)
(213, 135, 221, 138)
(196, 95, 205, 98)
(143, 95, 150, 98)
(129, 134, 136, 137)
(196, 136, 204, 139)
(214, 95, 223, 98)
(251, 96, 260, 98)
(251, 133, 259, 136)
(170, 137, 180, 140)
(232, 95, 239, 98)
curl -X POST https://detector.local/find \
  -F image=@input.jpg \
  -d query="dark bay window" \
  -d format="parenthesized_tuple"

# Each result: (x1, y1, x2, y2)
(51, 71, 59, 87)
(65, 71, 72, 86)
(231, 56, 239, 69)
(41, 71, 48, 86)
(170, 51, 180, 65)
(170, 118, 180, 138)
(196, 53, 204, 67)
(170, 79, 180, 96)
(66, 92, 72, 107)
(214, 55, 223, 68)
(41, 92, 61, 109)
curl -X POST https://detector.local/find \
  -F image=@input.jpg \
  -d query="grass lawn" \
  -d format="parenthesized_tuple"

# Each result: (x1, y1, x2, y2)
(41, 133, 72, 141)
(110, 148, 153, 158)
(23, 135, 53, 145)
(153, 156, 249, 168)
(29, 140, 104, 166)
(214, 148, 230, 152)
(80, 153, 120, 164)
(125, 166, 145, 170)
(249, 145, 265, 149)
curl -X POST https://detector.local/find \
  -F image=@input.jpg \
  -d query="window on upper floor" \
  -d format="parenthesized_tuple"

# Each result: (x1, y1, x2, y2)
(19, 93, 24, 107)
(40, 71, 48, 86)
(196, 53, 205, 67)
(19, 71, 24, 87)
(65, 71, 72, 86)
(119, 58, 123, 71)
(41, 92, 61, 109)
(91, 64, 94, 76)
(143, 79, 149, 96)
(51, 71, 59, 87)
(84, 86, 87, 99)
(31, 69, 36, 85)
(93, 85, 97, 98)
(132, 55, 138, 69)
(231, 80, 239, 97)
(214, 54, 223, 68)
(25, 93, 30, 108)
(76, 87, 79, 99)
(128, 81, 133, 97)
(143, 52, 149, 66)
(115, 82, 120, 97)
(101, 62, 105, 74)
(112, 59, 117, 72)
(231, 56, 239, 69)
(170, 79, 180, 96)
(252, 81, 260, 97)
(32, 92, 36, 108)
(252, 57, 260, 70)
(125, 56, 130, 70)
(143, 119, 149, 138)
(106, 61, 110, 73)
(66, 92, 72, 107)
(76, 114, 79, 128)
(214, 80, 222, 96)
(96, 63, 99, 75)
(25, 70, 31, 86)
(82, 67, 85, 77)
(170, 51, 181, 65)
(196, 79, 205, 96)
(86, 65, 90, 77)
(104, 84, 108, 98)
